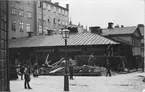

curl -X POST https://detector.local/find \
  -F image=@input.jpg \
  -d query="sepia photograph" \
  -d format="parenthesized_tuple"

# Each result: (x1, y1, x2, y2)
(0, 0, 144, 92)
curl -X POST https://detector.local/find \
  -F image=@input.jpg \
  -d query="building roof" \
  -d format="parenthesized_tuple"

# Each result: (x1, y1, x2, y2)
(9, 33, 118, 48)
(43, 1, 68, 11)
(102, 26, 138, 36)
(68, 24, 78, 28)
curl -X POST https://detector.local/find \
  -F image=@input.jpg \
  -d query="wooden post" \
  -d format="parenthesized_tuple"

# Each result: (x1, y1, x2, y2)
(36, 50, 38, 64)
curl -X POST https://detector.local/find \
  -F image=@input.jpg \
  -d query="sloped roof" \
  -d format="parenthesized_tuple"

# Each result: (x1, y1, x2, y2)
(102, 26, 138, 36)
(9, 33, 118, 48)
(68, 24, 78, 28)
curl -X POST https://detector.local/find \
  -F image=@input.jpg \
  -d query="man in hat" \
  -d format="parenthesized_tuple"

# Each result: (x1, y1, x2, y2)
(106, 58, 111, 77)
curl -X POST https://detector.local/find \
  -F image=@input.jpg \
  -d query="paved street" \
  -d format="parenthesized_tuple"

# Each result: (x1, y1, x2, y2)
(10, 72, 145, 92)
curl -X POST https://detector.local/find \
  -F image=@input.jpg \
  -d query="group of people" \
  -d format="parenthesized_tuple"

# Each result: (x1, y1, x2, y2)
(68, 54, 112, 79)
(88, 53, 112, 77)
(16, 55, 112, 89)
(17, 63, 39, 89)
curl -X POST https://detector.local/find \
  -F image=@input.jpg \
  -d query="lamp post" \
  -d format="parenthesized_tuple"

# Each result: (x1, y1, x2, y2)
(61, 27, 70, 91)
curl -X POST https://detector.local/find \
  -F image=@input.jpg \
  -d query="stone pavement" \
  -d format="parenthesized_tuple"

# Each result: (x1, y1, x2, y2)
(10, 72, 145, 92)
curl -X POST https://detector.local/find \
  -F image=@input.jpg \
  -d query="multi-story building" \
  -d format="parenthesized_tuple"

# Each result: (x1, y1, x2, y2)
(0, 0, 10, 91)
(8, 0, 69, 39)
(8, 0, 36, 39)
(36, 0, 69, 35)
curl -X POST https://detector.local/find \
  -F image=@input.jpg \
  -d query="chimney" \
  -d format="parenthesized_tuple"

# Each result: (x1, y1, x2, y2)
(121, 25, 124, 27)
(138, 24, 144, 36)
(115, 24, 119, 28)
(66, 4, 69, 10)
(138, 24, 144, 27)
(107, 22, 113, 29)
(27, 31, 33, 37)
(55, 2, 59, 5)
(90, 26, 102, 34)
(47, 30, 53, 35)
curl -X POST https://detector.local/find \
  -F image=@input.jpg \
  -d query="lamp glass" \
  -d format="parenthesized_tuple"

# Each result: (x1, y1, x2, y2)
(61, 29, 70, 39)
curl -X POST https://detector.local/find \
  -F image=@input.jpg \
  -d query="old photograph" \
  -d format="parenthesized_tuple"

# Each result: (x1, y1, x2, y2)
(0, 0, 144, 92)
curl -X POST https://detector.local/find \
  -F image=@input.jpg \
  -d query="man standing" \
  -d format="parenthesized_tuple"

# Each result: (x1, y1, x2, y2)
(88, 53, 95, 66)
(69, 58, 75, 80)
(33, 63, 39, 77)
(106, 59, 111, 77)
(24, 65, 32, 89)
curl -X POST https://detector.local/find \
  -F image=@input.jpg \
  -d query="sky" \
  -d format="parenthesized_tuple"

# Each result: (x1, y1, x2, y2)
(52, 0, 145, 28)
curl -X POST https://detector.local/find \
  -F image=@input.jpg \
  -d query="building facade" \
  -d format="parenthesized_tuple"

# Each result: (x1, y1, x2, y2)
(36, 0, 69, 35)
(0, 0, 10, 91)
(90, 22, 144, 69)
(8, 0, 36, 39)
(8, 0, 69, 39)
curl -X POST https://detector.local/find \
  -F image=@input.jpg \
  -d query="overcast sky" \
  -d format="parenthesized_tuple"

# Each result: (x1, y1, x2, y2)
(53, 0, 144, 28)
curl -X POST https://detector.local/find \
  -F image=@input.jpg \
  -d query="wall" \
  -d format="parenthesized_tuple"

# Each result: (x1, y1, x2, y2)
(0, 1, 10, 91)
(112, 35, 132, 45)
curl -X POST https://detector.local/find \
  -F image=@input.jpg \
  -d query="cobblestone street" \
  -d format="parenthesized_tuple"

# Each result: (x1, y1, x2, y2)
(10, 72, 145, 92)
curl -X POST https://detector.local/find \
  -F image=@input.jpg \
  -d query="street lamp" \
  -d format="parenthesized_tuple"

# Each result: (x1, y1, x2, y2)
(61, 27, 70, 91)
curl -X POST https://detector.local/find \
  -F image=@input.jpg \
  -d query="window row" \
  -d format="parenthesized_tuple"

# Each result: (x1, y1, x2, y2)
(38, 16, 68, 26)
(15, 0, 31, 5)
(38, 26, 49, 34)
(38, 1, 68, 16)
(11, 8, 32, 18)
(11, 20, 31, 32)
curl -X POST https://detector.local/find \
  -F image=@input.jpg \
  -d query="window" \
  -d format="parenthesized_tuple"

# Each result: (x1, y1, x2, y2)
(65, 22, 68, 26)
(58, 19, 61, 25)
(48, 19, 50, 23)
(47, 4, 51, 10)
(53, 18, 57, 24)
(28, 0, 31, 4)
(65, 11, 68, 16)
(26, 24, 31, 32)
(58, 8, 61, 14)
(62, 10, 64, 15)
(62, 21, 64, 25)
(44, 27, 48, 34)
(38, 1, 41, 7)
(54, 6, 56, 13)
(38, 14, 41, 19)
(12, 8, 16, 15)
(19, 9, 24, 16)
(19, 21, 24, 32)
(27, 12, 32, 18)
(12, 20, 16, 31)
(43, 3, 47, 9)
(38, 26, 42, 33)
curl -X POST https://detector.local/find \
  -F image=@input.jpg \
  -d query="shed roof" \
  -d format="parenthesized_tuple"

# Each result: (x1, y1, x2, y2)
(9, 33, 118, 48)
(102, 26, 138, 36)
